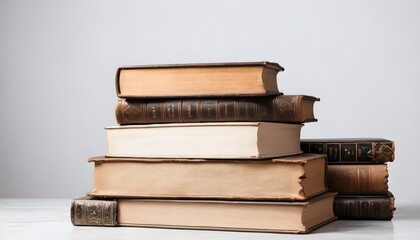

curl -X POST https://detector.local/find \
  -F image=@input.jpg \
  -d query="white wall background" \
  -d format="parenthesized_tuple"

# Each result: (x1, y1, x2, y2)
(0, 0, 419, 201)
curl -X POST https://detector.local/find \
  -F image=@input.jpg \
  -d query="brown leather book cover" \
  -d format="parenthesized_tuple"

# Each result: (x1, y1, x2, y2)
(117, 61, 284, 71)
(333, 192, 395, 220)
(327, 164, 389, 194)
(301, 138, 395, 163)
(115, 94, 319, 124)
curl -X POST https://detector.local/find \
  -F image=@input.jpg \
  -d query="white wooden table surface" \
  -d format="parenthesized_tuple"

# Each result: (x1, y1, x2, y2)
(1, 199, 419, 240)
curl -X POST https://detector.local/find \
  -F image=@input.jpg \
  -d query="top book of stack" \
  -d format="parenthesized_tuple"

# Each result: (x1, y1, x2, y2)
(116, 62, 284, 98)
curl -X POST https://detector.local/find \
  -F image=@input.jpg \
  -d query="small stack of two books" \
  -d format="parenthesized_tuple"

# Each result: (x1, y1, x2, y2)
(301, 139, 396, 220)
(71, 62, 336, 233)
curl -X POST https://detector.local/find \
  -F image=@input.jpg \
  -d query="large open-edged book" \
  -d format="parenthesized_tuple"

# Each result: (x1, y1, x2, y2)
(71, 192, 336, 234)
(116, 94, 320, 124)
(106, 122, 302, 159)
(88, 154, 327, 201)
(116, 61, 284, 98)
(301, 138, 395, 163)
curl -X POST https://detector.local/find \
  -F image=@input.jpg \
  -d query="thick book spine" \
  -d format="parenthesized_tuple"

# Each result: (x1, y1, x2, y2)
(333, 193, 395, 220)
(71, 198, 117, 226)
(115, 95, 319, 124)
(327, 165, 388, 194)
(300, 140, 395, 163)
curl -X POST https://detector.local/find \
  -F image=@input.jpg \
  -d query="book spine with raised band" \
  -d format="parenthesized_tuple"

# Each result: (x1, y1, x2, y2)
(333, 193, 395, 220)
(327, 164, 389, 194)
(300, 140, 395, 163)
(115, 95, 319, 124)
(71, 198, 117, 226)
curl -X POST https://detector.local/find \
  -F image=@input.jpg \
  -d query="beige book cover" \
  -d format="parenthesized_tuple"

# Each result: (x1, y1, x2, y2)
(72, 192, 337, 234)
(88, 154, 327, 201)
(106, 122, 303, 159)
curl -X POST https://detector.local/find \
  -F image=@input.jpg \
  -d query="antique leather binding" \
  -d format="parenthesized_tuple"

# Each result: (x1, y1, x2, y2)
(115, 95, 319, 124)
(71, 197, 117, 226)
(333, 192, 395, 220)
(301, 138, 395, 163)
(327, 164, 389, 194)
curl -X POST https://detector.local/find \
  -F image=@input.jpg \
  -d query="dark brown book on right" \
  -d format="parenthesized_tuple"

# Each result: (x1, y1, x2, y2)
(334, 192, 395, 220)
(301, 138, 395, 163)
(116, 95, 320, 125)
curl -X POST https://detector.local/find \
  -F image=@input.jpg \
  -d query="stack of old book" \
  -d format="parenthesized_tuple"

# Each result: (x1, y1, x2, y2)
(71, 62, 336, 233)
(301, 139, 396, 220)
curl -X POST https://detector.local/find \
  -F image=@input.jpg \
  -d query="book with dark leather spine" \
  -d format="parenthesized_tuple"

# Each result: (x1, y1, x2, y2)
(116, 95, 319, 124)
(333, 192, 395, 220)
(301, 138, 394, 164)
